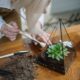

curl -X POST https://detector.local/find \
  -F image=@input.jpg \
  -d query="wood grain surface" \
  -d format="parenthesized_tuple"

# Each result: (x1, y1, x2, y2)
(31, 24, 80, 80)
(0, 10, 26, 67)
(0, 13, 80, 80)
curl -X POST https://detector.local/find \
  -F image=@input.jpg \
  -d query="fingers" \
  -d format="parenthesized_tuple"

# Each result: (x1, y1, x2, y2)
(9, 21, 18, 29)
(36, 31, 52, 45)
(1, 22, 19, 41)
(6, 35, 16, 41)
(3, 30, 17, 36)
(4, 25, 19, 33)
(39, 33, 52, 45)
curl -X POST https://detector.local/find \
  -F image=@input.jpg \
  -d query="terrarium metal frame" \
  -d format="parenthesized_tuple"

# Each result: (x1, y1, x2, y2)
(35, 18, 76, 74)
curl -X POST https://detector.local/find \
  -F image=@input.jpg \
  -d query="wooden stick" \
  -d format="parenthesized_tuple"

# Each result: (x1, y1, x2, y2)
(6, 23, 46, 47)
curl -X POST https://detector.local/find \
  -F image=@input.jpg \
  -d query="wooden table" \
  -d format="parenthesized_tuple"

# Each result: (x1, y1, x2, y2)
(33, 48, 80, 80)
(0, 35, 26, 67)
(0, 24, 80, 80)
(30, 24, 80, 80)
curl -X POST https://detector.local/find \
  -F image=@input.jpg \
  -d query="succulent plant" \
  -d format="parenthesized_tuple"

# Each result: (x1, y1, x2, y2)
(47, 43, 69, 61)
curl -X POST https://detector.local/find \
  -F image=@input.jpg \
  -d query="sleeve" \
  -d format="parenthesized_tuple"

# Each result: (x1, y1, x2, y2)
(0, 16, 5, 38)
(29, 14, 45, 35)
(38, 14, 45, 27)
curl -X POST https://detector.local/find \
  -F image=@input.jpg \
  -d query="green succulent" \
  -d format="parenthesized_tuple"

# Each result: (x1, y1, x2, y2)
(47, 43, 69, 61)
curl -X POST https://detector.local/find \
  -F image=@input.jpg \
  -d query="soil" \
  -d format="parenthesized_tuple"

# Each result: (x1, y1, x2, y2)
(0, 55, 36, 80)
(35, 46, 76, 74)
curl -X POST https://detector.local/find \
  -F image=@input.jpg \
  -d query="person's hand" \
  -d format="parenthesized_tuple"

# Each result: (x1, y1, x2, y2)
(36, 30, 52, 45)
(31, 30, 52, 45)
(0, 22, 19, 41)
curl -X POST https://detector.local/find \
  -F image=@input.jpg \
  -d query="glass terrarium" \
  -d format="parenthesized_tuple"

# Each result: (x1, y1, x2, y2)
(36, 19, 76, 74)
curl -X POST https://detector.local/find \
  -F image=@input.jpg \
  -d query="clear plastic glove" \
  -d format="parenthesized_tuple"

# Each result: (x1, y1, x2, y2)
(36, 31, 52, 45)
(31, 30, 52, 46)
(30, 22, 52, 45)
(0, 22, 19, 41)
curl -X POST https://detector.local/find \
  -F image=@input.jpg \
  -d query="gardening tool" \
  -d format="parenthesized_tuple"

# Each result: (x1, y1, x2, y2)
(0, 50, 29, 59)
(6, 23, 46, 48)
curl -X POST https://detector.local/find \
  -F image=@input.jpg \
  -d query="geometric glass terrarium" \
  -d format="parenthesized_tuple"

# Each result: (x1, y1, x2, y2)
(33, 0, 78, 73)
(21, 0, 79, 74)
(36, 19, 76, 74)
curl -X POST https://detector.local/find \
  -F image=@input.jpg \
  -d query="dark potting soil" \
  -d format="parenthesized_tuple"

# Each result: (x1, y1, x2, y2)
(35, 54, 65, 74)
(0, 56, 36, 80)
(35, 46, 76, 74)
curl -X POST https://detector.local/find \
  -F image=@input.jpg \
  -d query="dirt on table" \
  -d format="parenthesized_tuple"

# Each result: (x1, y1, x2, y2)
(0, 55, 36, 80)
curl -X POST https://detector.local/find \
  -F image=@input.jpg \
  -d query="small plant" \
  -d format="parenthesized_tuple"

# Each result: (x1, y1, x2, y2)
(47, 43, 69, 61)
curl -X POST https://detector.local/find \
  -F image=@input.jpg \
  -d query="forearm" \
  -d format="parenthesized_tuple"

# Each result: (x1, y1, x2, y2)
(29, 21, 51, 45)
(29, 22, 43, 35)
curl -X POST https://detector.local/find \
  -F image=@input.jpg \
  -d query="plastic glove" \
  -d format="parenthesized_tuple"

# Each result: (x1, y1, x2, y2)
(0, 22, 19, 41)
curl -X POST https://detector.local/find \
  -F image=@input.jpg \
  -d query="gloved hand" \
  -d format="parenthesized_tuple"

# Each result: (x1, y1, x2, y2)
(29, 21, 52, 45)
(0, 22, 19, 41)
(30, 29, 52, 46)
(36, 30, 52, 45)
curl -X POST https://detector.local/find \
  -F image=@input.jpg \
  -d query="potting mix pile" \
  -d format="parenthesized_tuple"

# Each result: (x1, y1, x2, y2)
(0, 55, 36, 80)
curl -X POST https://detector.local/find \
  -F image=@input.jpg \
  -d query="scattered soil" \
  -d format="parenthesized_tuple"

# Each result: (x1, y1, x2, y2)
(0, 55, 36, 80)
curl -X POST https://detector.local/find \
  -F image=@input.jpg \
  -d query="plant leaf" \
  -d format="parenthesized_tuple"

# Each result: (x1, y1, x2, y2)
(47, 43, 69, 61)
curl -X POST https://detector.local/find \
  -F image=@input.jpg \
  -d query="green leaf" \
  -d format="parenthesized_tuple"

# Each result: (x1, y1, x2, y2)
(48, 54, 52, 57)
(56, 56, 60, 61)
(47, 42, 69, 61)
(52, 55, 54, 59)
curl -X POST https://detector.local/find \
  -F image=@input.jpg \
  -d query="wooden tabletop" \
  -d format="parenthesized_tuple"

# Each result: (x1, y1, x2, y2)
(0, 24, 80, 80)
(34, 48, 80, 80)
(0, 35, 26, 67)
(0, 35, 26, 56)
(30, 24, 80, 80)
